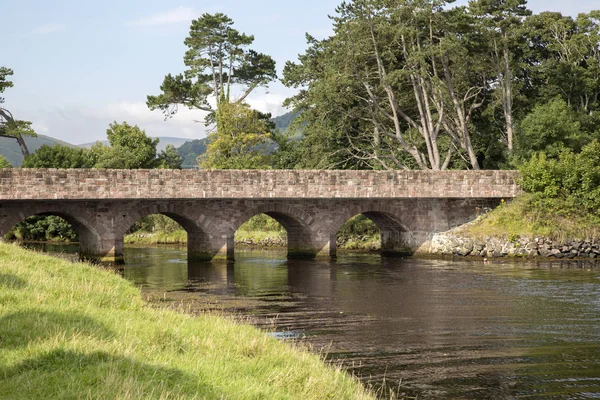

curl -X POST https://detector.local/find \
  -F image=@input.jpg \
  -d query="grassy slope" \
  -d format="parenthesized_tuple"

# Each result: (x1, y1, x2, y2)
(461, 194, 600, 243)
(0, 243, 373, 399)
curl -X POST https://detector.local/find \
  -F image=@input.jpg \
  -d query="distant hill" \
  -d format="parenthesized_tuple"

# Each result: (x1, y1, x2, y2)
(79, 136, 192, 152)
(0, 135, 74, 167)
(273, 111, 299, 131)
(177, 138, 209, 169)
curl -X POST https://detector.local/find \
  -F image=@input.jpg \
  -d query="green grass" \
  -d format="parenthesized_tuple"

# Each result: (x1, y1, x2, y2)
(125, 230, 188, 245)
(461, 194, 600, 243)
(0, 243, 374, 399)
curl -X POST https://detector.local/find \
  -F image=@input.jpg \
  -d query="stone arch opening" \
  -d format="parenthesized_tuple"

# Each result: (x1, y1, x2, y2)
(334, 211, 412, 257)
(123, 211, 212, 262)
(231, 206, 328, 260)
(2, 211, 101, 262)
(234, 213, 287, 248)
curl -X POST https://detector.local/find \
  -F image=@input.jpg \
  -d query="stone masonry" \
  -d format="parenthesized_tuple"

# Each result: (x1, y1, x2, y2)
(0, 169, 520, 263)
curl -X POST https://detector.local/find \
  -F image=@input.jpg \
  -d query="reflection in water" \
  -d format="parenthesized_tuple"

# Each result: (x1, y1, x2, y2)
(30, 243, 600, 398)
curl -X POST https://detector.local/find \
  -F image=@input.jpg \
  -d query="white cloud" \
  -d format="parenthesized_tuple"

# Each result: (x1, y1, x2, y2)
(28, 23, 66, 35)
(126, 6, 197, 27)
(245, 93, 289, 117)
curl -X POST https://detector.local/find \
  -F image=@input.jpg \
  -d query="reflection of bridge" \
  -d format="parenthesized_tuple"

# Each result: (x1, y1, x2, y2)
(0, 169, 520, 263)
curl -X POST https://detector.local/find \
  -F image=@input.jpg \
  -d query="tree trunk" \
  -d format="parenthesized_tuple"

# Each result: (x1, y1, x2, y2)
(15, 134, 30, 157)
(502, 32, 515, 154)
(0, 108, 30, 157)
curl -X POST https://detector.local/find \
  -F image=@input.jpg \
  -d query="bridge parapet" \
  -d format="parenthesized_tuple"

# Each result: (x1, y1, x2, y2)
(0, 169, 520, 200)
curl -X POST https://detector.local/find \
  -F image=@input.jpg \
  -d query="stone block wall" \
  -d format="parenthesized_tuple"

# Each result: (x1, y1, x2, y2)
(0, 169, 521, 200)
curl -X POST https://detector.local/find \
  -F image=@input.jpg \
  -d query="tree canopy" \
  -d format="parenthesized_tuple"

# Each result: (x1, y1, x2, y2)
(147, 13, 277, 126)
(281, 0, 600, 170)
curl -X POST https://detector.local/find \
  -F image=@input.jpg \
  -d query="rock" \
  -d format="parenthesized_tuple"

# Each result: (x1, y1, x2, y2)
(549, 249, 562, 257)
(456, 247, 471, 256)
(526, 242, 537, 251)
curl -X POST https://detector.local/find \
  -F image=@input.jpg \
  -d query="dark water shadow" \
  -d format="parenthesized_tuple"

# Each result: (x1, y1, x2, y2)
(0, 310, 114, 349)
(0, 274, 27, 289)
(0, 349, 218, 398)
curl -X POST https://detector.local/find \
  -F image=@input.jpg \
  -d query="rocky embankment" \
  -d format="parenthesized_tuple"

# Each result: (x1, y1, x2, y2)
(428, 232, 600, 259)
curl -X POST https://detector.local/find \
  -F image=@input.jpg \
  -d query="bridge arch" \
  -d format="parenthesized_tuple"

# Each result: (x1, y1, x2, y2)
(0, 205, 103, 262)
(331, 203, 415, 257)
(230, 203, 331, 260)
(115, 203, 218, 262)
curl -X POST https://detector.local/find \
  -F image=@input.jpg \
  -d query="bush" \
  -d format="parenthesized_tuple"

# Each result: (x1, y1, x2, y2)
(519, 140, 600, 216)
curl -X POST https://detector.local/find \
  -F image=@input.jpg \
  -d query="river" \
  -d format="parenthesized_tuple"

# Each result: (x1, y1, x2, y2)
(30, 243, 600, 399)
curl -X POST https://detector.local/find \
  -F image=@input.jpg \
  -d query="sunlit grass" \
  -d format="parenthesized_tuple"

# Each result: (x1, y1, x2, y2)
(0, 243, 374, 399)
(462, 194, 600, 243)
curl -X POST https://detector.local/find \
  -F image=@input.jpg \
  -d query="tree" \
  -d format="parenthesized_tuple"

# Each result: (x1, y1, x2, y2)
(0, 67, 36, 157)
(0, 155, 11, 168)
(200, 102, 272, 169)
(92, 122, 159, 169)
(21, 145, 92, 168)
(147, 13, 277, 128)
(470, 0, 531, 154)
(284, 0, 488, 170)
(157, 145, 183, 169)
(517, 97, 591, 159)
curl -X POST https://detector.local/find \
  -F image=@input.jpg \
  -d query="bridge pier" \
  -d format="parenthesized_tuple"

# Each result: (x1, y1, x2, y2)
(79, 234, 124, 264)
(288, 231, 336, 260)
(187, 230, 226, 262)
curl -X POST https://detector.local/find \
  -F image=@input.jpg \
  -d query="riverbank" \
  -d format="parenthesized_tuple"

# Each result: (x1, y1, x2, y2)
(0, 243, 373, 399)
(425, 194, 600, 259)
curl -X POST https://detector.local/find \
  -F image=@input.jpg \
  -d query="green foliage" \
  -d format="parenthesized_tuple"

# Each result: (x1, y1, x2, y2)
(237, 214, 285, 233)
(147, 13, 276, 125)
(21, 145, 91, 168)
(129, 214, 183, 234)
(201, 102, 272, 169)
(0, 154, 11, 168)
(157, 145, 183, 169)
(0, 67, 14, 96)
(6, 216, 77, 242)
(337, 215, 380, 238)
(92, 122, 159, 169)
(517, 98, 591, 158)
(520, 140, 600, 217)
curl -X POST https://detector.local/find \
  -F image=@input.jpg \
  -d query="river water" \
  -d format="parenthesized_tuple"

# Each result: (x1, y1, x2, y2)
(33, 244, 600, 398)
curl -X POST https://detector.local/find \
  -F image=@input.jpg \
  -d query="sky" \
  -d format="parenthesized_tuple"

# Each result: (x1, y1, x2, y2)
(1, 0, 598, 145)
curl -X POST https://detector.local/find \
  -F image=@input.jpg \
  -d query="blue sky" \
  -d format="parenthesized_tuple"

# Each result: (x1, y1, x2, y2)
(2, 0, 598, 144)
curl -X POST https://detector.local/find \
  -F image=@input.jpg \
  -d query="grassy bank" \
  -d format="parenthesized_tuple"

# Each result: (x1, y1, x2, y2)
(461, 194, 600, 243)
(0, 243, 373, 399)
(125, 229, 382, 250)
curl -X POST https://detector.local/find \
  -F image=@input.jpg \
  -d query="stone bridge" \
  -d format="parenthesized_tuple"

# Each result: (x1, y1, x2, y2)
(0, 169, 520, 263)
